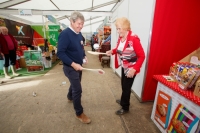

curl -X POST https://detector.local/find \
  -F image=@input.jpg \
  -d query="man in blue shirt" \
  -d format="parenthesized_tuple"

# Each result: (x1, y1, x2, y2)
(57, 11, 91, 124)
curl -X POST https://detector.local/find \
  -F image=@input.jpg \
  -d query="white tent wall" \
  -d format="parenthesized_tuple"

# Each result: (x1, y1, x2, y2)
(110, 0, 155, 100)
(111, 0, 129, 77)
(82, 21, 103, 33)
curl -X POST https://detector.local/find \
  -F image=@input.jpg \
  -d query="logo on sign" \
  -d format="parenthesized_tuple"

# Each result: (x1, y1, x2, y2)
(18, 9, 32, 16)
(16, 26, 25, 35)
(19, 10, 24, 15)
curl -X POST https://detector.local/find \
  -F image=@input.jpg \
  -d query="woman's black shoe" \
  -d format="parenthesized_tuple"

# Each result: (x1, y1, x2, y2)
(115, 109, 129, 115)
(116, 100, 121, 104)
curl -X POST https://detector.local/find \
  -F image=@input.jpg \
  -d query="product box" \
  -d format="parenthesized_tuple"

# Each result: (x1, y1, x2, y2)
(169, 62, 180, 81)
(188, 67, 200, 88)
(194, 80, 200, 98)
(51, 55, 57, 64)
(178, 68, 196, 90)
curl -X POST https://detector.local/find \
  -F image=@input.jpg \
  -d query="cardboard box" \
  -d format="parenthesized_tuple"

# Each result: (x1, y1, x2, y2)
(19, 57, 26, 68)
(180, 47, 200, 62)
(51, 55, 57, 63)
(194, 80, 200, 98)
(188, 67, 200, 88)
(178, 68, 196, 90)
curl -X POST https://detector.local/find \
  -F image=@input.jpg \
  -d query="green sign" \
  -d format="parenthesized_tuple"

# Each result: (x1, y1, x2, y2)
(31, 25, 49, 38)
(47, 25, 60, 46)
(31, 25, 60, 46)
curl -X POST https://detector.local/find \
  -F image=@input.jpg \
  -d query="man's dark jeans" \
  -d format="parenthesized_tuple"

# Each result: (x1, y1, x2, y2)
(63, 65, 83, 116)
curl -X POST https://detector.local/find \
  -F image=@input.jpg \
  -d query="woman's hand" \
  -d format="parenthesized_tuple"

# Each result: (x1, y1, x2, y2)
(127, 68, 136, 78)
(106, 50, 112, 56)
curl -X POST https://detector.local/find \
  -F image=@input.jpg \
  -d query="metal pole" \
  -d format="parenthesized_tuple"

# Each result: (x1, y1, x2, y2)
(42, 15, 46, 38)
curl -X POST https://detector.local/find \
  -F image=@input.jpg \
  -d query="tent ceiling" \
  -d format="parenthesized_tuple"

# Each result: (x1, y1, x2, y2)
(0, 0, 121, 32)
(0, 0, 30, 8)
(0, 0, 9, 3)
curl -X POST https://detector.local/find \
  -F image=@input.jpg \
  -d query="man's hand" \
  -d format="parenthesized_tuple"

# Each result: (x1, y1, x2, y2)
(71, 62, 83, 71)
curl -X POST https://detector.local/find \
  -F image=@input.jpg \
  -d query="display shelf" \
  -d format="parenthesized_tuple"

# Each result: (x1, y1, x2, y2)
(153, 75, 200, 105)
(151, 76, 200, 133)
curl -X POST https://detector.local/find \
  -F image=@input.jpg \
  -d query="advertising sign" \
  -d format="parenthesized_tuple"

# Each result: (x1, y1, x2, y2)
(32, 25, 60, 46)
(4, 19, 33, 44)
(47, 25, 60, 46)
(18, 9, 32, 16)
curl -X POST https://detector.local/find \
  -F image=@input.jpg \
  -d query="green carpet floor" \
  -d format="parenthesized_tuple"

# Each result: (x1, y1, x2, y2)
(0, 60, 60, 78)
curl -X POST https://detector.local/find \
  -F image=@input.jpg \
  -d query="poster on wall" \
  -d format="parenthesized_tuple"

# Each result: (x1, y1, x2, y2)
(154, 90, 172, 129)
(4, 19, 33, 45)
(167, 104, 200, 133)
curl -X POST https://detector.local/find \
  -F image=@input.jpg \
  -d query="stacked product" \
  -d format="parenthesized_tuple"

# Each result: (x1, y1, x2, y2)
(169, 62, 200, 97)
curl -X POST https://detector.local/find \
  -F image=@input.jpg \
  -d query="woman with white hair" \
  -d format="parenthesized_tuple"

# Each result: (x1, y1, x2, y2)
(106, 17, 145, 115)
(0, 26, 20, 79)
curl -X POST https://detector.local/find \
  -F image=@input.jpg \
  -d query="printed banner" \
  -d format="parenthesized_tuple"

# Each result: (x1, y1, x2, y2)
(31, 25, 48, 39)
(4, 19, 33, 44)
(167, 104, 199, 133)
(31, 25, 60, 46)
(154, 90, 172, 129)
(47, 25, 60, 46)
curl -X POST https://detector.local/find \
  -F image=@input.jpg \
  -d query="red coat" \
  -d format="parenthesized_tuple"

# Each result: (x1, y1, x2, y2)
(0, 33, 18, 54)
(112, 30, 145, 74)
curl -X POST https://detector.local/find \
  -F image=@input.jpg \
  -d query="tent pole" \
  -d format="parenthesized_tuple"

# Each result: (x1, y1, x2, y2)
(42, 15, 46, 38)
(90, 17, 92, 34)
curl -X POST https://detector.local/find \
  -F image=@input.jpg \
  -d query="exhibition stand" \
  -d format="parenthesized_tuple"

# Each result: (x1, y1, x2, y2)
(151, 75, 200, 133)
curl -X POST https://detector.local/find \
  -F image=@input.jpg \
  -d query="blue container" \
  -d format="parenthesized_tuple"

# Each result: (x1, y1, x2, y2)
(0, 60, 11, 75)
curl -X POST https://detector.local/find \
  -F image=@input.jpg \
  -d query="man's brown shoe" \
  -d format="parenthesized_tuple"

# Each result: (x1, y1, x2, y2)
(68, 99, 73, 103)
(76, 113, 91, 124)
(67, 96, 72, 103)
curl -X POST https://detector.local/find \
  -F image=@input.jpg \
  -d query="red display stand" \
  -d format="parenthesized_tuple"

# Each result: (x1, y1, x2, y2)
(151, 75, 200, 133)
(153, 75, 200, 105)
